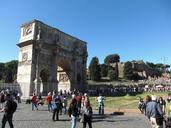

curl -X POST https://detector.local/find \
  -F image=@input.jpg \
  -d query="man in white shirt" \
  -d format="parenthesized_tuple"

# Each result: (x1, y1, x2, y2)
(97, 94, 105, 115)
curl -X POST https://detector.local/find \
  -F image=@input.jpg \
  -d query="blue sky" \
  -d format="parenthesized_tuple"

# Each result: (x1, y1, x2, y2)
(0, 0, 171, 66)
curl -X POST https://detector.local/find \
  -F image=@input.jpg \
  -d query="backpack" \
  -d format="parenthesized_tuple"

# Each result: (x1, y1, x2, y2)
(10, 100, 17, 114)
(52, 102, 61, 110)
(84, 106, 93, 117)
(0, 94, 5, 103)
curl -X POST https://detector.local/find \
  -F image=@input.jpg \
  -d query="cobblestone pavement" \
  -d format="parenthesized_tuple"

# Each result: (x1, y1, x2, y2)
(0, 103, 151, 128)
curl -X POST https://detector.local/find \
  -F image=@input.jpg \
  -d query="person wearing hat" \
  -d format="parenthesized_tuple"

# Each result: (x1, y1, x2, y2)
(146, 95, 164, 128)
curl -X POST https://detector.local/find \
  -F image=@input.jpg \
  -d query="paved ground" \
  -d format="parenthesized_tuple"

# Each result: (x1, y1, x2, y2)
(0, 103, 151, 128)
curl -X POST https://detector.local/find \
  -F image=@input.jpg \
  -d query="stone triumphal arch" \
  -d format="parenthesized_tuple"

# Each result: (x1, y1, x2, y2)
(17, 20, 87, 98)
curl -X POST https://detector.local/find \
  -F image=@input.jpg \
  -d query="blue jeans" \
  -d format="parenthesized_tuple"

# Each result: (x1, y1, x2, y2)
(48, 103, 52, 112)
(32, 102, 38, 110)
(71, 115, 77, 128)
(98, 103, 104, 115)
(63, 106, 67, 114)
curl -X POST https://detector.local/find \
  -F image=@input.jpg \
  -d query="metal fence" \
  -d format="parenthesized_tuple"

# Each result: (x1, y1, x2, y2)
(0, 82, 65, 98)
(0, 83, 20, 91)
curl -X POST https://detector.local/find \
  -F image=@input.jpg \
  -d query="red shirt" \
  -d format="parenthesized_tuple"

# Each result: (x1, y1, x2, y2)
(76, 95, 82, 103)
(46, 95, 52, 103)
(32, 95, 37, 103)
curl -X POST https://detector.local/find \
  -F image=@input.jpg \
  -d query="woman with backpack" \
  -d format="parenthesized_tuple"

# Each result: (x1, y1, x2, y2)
(82, 100, 93, 128)
(52, 96, 61, 121)
(68, 98, 79, 128)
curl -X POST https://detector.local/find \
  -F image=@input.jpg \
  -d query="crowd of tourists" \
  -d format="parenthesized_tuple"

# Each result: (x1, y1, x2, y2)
(88, 85, 171, 97)
(0, 87, 106, 128)
(137, 94, 171, 128)
(30, 90, 105, 128)
(144, 85, 171, 93)
(0, 89, 20, 109)
(88, 86, 141, 96)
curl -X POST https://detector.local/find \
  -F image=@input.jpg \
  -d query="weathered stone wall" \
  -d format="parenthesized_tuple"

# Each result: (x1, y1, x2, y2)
(117, 63, 125, 78)
(132, 61, 160, 78)
(17, 44, 33, 97)
(116, 61, 161, 79)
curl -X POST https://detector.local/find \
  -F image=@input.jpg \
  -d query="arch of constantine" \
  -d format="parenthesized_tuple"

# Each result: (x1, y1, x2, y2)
(17, 20, 88, 98)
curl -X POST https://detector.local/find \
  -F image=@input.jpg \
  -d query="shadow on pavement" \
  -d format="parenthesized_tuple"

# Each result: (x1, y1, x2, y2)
(92, 112, 125, 122)
(15, 118, 70, 122)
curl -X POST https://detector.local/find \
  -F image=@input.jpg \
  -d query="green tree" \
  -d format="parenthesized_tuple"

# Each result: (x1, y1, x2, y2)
(89, 57, 101, 81)
(146, 62, 170, 72)
(169, 73, 171, 78)
(146, 62, 156, 69)
(100, 64, 108, 77)
(131, 73, 140, 81)
(123, 61, 133, 80)
(0, 63, 5, 81)
(166, 64, 170, 69)
(108, 69, 118, 81)
(104, 54, 120, 80)
(108, 65, 118, 79)
(165, 64, 170, 72)
(155, 63, 165, 70)
(104, 54, 120, 64)
(3, 60, 18, 83)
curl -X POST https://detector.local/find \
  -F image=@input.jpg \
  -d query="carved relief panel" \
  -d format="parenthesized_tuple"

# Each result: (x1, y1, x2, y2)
(22, 52, 28, 62)
(23, 24, 33, 36)
(59, 74, 69, 82)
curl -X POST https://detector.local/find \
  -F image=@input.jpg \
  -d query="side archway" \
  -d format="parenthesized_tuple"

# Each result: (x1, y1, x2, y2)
(57, 59, 71, 92)
(40, 69, 50, 95)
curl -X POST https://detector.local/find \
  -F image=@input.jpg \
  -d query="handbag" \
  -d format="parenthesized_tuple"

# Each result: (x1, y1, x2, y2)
(80, 114, 84, 123)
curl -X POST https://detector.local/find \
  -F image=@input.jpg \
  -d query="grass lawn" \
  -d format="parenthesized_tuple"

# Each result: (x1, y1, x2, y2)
(89, 92, 169, 110)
